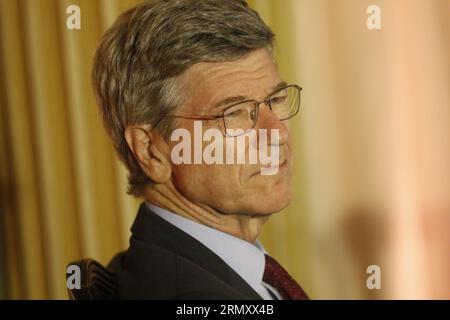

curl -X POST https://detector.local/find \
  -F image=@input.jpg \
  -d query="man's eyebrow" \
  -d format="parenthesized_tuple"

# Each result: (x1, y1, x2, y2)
(213, 81, 288, 109)
(214, 95, 248, 109)
(272, 81, 287, 92)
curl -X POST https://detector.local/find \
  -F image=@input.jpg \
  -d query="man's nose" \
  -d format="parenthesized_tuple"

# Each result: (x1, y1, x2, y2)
(256, 105, 289, 145)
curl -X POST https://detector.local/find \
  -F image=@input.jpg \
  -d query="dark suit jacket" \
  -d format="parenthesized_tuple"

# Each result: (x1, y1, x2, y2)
(107, 202, 263, 300)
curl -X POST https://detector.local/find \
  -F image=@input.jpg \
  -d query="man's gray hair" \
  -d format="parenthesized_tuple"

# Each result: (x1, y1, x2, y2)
(92, 0, 274, 197)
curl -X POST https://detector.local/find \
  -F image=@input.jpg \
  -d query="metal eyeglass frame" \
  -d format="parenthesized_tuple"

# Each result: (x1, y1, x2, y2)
(167, 84, 302, 136)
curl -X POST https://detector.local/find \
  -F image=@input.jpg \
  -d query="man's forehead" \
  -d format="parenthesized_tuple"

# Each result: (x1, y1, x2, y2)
(180, 49, 281, 113)
(186, 48, 277, 83)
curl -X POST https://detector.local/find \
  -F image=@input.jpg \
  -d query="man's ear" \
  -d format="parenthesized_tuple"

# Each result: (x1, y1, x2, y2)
(124, 126, 172, 184)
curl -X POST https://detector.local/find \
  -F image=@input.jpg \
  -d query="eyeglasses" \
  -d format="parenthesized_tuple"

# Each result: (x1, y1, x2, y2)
(169, 84, 302, 137)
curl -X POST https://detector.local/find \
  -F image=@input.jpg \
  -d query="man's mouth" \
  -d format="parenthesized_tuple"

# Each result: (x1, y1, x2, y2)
(251, 158, 288, 177)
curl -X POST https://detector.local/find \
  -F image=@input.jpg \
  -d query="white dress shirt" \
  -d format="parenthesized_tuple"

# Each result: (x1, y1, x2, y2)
(146, 203, 283, 300)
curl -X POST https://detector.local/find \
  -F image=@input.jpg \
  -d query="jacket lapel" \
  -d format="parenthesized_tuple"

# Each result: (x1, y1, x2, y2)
(130, 203, 263, 300)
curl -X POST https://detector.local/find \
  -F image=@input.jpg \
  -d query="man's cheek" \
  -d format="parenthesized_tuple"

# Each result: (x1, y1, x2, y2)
(173, 165, 202, 189)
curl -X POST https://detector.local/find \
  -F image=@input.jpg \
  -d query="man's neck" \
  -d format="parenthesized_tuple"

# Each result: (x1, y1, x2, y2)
(144, 183, 269, 243)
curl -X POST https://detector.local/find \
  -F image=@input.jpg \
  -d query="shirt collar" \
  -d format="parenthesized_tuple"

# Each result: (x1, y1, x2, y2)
(146, 203, 267, 293)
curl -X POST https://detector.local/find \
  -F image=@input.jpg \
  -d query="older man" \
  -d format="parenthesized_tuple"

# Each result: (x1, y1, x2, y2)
(92, 0, 308, 300)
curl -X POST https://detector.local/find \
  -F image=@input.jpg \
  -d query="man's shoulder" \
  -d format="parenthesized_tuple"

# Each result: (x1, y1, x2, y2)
(108, 238, 243, 299)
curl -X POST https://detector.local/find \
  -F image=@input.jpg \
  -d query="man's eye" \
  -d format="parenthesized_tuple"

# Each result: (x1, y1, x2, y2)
(226, 109, 244, 117)
(250, 109, 257, 121)
(270, 95, 287, 104)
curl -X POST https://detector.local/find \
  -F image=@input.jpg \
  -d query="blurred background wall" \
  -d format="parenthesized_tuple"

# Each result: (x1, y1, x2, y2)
(0, 0, 449, 299)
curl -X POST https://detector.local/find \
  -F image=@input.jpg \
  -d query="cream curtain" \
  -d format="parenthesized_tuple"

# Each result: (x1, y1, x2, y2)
(1, 0, 449, 299)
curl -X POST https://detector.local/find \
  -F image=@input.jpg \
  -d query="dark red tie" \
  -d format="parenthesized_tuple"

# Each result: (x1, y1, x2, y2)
(263, 254, 310, 300)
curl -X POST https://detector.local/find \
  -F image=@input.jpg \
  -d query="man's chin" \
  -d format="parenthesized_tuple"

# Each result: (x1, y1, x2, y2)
(250, 197, 291, 216)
